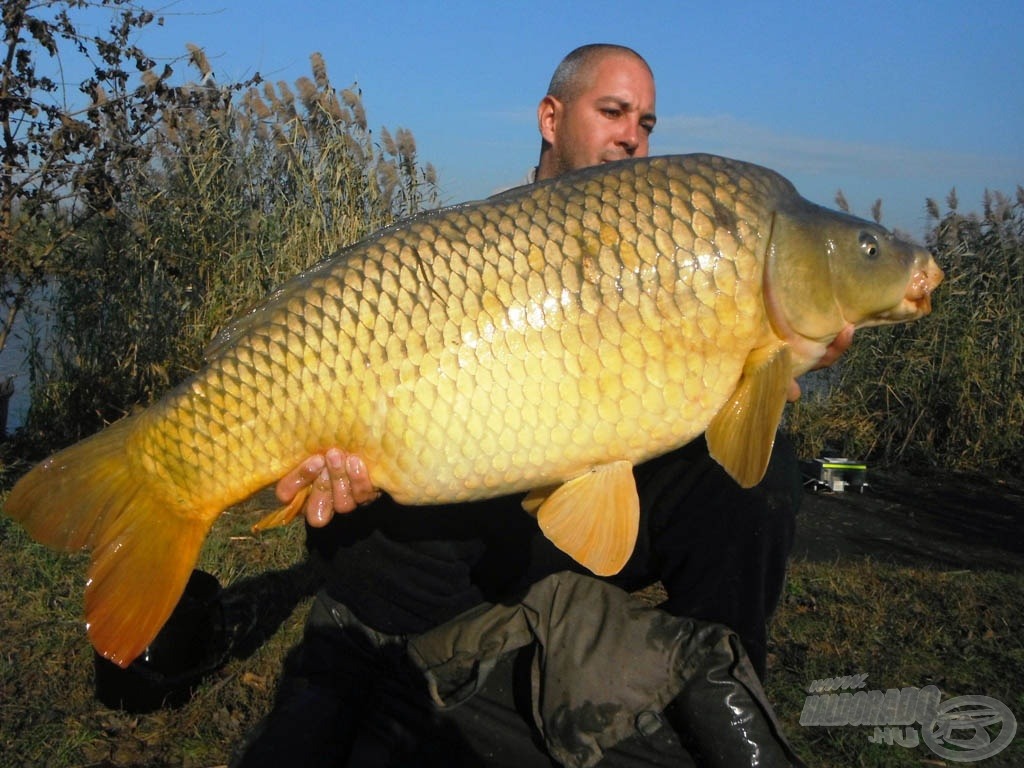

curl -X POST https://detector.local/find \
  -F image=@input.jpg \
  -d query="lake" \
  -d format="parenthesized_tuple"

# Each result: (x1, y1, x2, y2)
(1, 289, 55, 434)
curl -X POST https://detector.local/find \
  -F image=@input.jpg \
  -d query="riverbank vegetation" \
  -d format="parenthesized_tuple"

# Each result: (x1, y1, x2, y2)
(2, 1, 437, 462)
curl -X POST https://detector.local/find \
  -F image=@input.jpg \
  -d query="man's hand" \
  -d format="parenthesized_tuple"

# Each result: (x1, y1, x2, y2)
(786, 325, 855, 402)
(275, 448, 379, 527)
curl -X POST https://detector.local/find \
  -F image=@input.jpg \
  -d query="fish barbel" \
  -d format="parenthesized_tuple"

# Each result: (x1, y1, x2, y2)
(4, 154, 943, 666)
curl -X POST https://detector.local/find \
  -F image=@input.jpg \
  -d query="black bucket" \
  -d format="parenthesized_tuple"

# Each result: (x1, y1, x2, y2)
(93, 569, 229, 713)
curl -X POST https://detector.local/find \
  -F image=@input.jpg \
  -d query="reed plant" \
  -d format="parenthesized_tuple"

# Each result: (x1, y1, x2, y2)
(21, 51, 438, 448)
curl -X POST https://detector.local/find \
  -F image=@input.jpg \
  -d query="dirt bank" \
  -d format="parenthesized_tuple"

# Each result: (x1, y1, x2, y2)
(793, 465, 1024, 572)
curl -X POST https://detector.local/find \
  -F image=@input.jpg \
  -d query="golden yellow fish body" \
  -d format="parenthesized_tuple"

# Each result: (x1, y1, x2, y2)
(145, 155, 770, 507)
(4, 154, 943, 666)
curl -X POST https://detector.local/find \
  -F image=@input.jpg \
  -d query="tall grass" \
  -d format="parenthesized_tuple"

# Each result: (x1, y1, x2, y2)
(788, 188, 1024, 475)
(17, 52, 437, 449)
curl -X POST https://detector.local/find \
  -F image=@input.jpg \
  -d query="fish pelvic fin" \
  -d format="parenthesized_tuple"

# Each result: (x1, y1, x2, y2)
(252, 487, 310, 532)
(524, 460, 639, 576)
(706, 341, 792, 488)
(3, 417, 216, 668)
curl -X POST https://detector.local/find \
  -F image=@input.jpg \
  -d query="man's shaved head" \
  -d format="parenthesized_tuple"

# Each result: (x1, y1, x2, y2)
(545, 44, 653, 104)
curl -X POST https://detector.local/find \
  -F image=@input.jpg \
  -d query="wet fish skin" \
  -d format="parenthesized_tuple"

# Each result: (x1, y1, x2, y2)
(3, 154, 942, 667)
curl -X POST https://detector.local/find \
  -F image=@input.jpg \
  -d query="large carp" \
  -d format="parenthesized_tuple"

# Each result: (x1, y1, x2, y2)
(5, 154, 942, 666)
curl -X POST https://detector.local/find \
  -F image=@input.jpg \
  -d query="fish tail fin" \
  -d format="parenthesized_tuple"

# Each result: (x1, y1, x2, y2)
(4, 418, 215, 668)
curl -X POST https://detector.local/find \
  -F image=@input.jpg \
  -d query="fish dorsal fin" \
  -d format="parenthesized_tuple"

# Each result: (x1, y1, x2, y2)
(522, 460, 639, 576)
(706, 341, 792, 488)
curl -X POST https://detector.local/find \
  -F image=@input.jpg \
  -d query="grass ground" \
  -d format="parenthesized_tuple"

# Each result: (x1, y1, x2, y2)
(2, 487, 1022, 767)
(767, 560, 1024, 767)
(0, 493, 313, 768)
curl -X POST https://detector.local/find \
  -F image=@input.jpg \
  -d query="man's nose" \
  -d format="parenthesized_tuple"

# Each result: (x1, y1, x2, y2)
(618, 121, 642, 154)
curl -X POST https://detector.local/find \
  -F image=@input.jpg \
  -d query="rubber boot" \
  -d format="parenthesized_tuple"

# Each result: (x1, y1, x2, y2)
(663, 623, 805, 767)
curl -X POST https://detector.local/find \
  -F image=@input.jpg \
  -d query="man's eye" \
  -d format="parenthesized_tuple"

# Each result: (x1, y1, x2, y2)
(601, 108, 621, 118)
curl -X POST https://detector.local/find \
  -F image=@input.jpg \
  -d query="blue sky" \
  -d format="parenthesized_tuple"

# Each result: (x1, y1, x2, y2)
(50, 0, 1024, 238)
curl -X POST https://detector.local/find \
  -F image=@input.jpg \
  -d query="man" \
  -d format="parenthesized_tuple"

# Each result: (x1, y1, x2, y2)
(236, 44, 829, 767)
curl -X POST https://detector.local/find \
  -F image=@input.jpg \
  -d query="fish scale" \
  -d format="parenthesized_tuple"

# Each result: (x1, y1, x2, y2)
(4, 153, 943, 666)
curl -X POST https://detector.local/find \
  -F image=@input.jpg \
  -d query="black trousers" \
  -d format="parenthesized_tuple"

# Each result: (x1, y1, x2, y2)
(236, 435, 801, 765)
(233, 591, 695, 767)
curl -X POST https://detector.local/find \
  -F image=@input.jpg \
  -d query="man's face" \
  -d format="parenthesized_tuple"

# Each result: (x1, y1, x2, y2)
(538, 54, 657, 180)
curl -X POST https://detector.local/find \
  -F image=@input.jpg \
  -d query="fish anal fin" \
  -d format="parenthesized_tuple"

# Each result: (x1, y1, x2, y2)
(707, 341, 791, 488)
(521, 483, 561, 517)
(252, 487, 310, 532)
(528, 460, 639, 576)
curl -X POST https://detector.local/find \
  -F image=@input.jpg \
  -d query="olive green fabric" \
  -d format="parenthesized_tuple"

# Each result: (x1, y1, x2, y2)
(407, 571, 803, 767)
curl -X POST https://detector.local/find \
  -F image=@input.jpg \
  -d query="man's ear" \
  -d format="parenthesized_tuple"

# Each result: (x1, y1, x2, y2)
(537, 95, 561, 145)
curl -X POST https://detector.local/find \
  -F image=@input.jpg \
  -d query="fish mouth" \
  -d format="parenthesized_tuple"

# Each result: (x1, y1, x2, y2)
(905, 256, 945, 316)
(866, 255, 945, 326)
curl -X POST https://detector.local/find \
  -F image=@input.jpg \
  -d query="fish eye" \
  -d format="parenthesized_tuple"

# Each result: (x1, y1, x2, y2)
(859, 232, 880, 259)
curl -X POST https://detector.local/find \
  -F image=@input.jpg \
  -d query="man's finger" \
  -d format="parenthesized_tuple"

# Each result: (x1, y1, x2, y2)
(345, 453, 379, 506)
(324, 448, 357, 514)
(814, 325, 855, 371)
(305, 472, 337, 527)
(786, 379, 802, 403)
(275, 454, 326, 503)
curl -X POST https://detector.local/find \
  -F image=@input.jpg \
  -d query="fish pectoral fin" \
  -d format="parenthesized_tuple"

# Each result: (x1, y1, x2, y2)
(526, 460, 639, 576)
(706, 341, 792, 488)
(252, 487, 310, 532)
